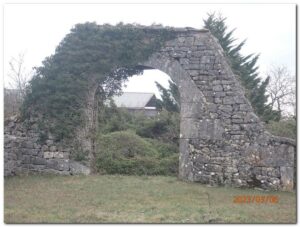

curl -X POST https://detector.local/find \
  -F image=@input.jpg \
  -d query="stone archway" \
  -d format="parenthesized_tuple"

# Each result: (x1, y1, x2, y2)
(5, 26, 295, 191)
(78, 27, 295, 190)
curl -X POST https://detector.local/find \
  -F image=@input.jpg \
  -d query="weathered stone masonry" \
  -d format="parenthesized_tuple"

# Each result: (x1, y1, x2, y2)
(4, 26, 296, 191)
(4, 116, 90, 176)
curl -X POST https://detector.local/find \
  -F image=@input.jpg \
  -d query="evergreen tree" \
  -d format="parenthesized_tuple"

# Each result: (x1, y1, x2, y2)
(155, 80, 180, 113)
(203, 13, 279, 122)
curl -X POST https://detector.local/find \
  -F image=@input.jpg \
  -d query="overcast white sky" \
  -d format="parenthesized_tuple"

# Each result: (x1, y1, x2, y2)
(3, 3, 296, 98)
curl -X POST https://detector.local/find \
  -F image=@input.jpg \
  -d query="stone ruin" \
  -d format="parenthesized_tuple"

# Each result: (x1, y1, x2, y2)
(4, 26, 296, 191)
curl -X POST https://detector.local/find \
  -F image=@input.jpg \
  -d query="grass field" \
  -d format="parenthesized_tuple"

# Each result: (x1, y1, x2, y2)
(4, 175, 296, 223)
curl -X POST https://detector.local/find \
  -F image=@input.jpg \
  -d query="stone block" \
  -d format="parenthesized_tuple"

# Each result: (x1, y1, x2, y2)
(239, 104, 251, 111)
(214, 92, 226, 97)
(234, 96, 245, 104)
(44, 152, 54, 159)
(32, 157, 47, 165)
(22, 155, 31, 164)
(212, 85, 223, 92)
(46, 159, 69, 171)
(184, 36, 194, 46)
(70, 161, 90, 175)
(50, 146, 57, 152)
(212, 80, 221, 85)
(41, 145, 49, 152)
(206, 164, 223, 172)
(53, 152, 64, 159)
(214, 97, 222, 104)
(207, 103, 217, 112)
(46, 140, 54, 146)
(21, 148, 31, 155)
(194, 38, 204, 46)
(223, 96, 235, 105)
(170, 50, 186, 58)
(225, 166, 238, 173)
(193, 153, 210, 163)
(23, 141, 34, 149)
(231, 118, 243, 124)
(30, 149, 39, 156)
(200, 56, 211, 64)
(231, 124, 240, 131)
(223, 85, 231, 91)
(270, 178, 280, 187)
(219, 105, 232, 113)
(63, 152, 70, 159)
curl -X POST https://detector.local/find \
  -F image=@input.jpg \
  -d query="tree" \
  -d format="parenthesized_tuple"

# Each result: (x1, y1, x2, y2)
(7, 53, 31, 98)
(203, 13, 278, 122)
(155, 80, 180, 113)
(266, 65, 295, 119)
(4, 53, 32, 117)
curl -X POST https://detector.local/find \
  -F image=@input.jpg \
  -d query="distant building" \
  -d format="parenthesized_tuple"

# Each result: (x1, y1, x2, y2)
(112, 92, 158, 117)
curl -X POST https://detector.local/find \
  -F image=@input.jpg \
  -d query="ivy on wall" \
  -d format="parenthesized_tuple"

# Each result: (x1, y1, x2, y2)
(21, 23, 176, 141)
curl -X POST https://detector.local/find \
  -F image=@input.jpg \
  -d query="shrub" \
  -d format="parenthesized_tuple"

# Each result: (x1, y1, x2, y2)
(98, 104, 180, 145)
(158, 153, 179, 175)
(146, 138, 179, 158)
(266, 118, 296, 140)
(95, 131, 178, 176)
(135, 110, 180, 144)
(98, 102, 138, 134)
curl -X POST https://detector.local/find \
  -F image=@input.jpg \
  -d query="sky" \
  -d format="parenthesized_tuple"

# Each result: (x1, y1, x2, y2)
(3, 3, 296, 98)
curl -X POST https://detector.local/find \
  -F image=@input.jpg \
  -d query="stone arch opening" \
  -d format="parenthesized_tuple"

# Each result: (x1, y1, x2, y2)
(84, 53, 208, 178)
(97, 66, 181, 176)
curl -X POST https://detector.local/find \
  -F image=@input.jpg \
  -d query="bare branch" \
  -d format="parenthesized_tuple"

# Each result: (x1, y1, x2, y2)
(266, 65, 295, 118)
(7, 52, 31, 99)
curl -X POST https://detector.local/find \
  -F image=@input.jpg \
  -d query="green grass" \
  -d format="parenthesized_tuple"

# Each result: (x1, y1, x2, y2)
(4, 175, 296, 223)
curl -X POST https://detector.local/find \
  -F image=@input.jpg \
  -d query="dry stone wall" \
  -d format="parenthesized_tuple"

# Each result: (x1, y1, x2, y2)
(4, 26, 296, 191)
(4, 116, 90, 176)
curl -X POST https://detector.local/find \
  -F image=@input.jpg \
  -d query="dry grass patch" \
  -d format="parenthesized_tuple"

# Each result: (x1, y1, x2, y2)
(4, 175, 296, 223)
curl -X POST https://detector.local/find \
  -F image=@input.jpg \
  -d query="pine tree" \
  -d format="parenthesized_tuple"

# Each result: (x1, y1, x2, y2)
(203, 13, 279, 122)
(155, 80, 180, 113)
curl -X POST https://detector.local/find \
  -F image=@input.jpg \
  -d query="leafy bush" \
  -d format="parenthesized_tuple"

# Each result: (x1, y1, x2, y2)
(158, 154, 179, 175)
(135, 110, 180, 144)
(136, 119, 168, 138)
(98, 101, 138, 134)
(98, 104, 180, 144)
(95, 131, 178, 176)
(146, 138, 179, 158)
(96, 96, 180, 176)
(266, 118, 296, 140)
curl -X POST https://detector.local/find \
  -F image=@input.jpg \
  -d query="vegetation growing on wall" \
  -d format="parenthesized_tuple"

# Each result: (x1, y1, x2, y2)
(21, 22, 176, 141)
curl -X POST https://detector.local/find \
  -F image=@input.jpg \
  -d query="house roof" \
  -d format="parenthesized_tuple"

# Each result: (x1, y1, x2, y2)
(112, 92, 156, 109)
